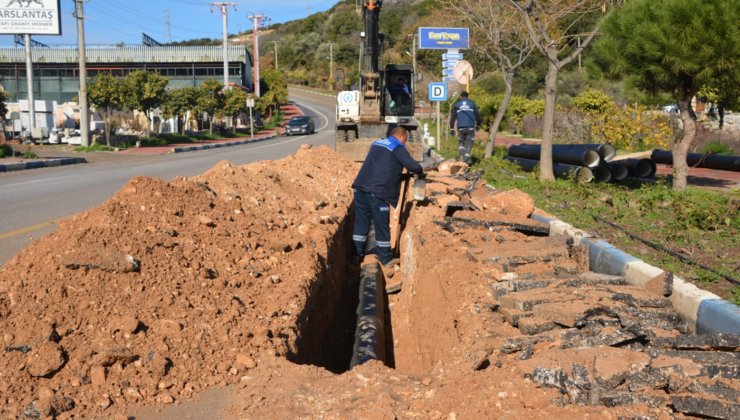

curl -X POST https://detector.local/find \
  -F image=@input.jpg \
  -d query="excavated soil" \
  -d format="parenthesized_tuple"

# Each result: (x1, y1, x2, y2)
(1, 151, 739, 420)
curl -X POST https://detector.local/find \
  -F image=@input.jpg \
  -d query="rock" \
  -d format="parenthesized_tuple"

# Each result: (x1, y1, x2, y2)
(4, 333, 14, 343)
(236, 354, 257, 369)
(37, 386, 55, 400)
(651, 333, 740, 351)
(482, 189, 535, 217)
(97, 395, 111, 409)
(672, 396, 740, 419)
(438, 159, 469, 175)
(110, 316, 140, 335)
(199, 216, 215, 226)
(594, 351, 651, 391)
(91, 366, 106, 387)
(645, 271, 673, 297)
(157, 320, 183, 337)
(161, 394, 175, 404)
(518, 316, 560, 336)
(500, 307, 533, 327)
(532, 302, 593, 328)
(92, 347, 135, 367)
(125, 387, 143, 401)
(601, 392, 666, 408)
(26, 342, 65, 377)
(627, 365, 684, 391)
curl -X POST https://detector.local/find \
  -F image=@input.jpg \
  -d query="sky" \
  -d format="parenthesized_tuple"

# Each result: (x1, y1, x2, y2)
(0, 0, 341, 47)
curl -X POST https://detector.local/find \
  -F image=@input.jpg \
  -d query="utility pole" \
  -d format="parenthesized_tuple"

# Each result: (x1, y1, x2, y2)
(165, 10, 172, 44)
(212, 3, 237, 90)
(327, 43, 336, 91)
(75, 0, 89, 147)
(247, 13, 269, 97)
(307, 3, 311, 16)
(24, 34, 35, 137)
(272, 41, 281, 71)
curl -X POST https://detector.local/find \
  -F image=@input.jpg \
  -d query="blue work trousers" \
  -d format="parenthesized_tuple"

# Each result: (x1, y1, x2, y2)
(352, 189, 392, 265)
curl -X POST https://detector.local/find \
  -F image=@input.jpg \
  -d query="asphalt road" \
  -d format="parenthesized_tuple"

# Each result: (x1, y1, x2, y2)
(0, 89, 337, 266)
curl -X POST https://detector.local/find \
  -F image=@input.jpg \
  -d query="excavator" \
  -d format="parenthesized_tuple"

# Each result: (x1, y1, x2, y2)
(335, 0, 423, 162)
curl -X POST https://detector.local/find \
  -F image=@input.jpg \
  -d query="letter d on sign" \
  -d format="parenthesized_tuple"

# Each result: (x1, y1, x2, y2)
(429, 83, 447, 102)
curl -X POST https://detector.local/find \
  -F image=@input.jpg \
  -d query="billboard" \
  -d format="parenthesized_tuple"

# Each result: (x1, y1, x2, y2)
(418, 27, 469, 50)
(0, 0, 62, 36)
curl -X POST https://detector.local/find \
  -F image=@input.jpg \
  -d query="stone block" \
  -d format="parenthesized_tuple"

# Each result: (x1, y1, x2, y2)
(482, 189, 535, 217)
(672, 396, 740, 420)
(533, 301, 593, 327)
(500, 307, 533, 327)
(518, 316, 560, 336)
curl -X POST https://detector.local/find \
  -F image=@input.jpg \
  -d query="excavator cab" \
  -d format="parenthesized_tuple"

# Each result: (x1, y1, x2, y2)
(385, 65, 415, 120)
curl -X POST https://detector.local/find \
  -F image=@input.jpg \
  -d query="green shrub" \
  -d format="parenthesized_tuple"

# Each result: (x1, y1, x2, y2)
(700, 141, 736, 156)
(0, 143, 12, 158)
(574, 89, 615, 114)
(73, 143, 115, 152)
(22, 150, 39, 159)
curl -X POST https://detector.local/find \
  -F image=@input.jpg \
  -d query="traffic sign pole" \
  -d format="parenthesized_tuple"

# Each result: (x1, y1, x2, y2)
(436, 100, 440, 149)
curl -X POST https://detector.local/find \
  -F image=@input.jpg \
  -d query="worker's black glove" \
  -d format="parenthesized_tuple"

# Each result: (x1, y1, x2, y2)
(417, 172, 427, 179)
(475, 126, 481, 132)
(450, 129, 456, 136)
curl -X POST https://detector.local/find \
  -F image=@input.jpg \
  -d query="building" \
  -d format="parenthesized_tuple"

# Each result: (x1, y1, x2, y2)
(0, 45, 254, 103)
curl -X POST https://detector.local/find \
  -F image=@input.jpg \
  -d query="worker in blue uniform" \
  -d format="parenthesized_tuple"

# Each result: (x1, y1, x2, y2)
(351, 127, 424, 267)
(449, 91, 482, 164)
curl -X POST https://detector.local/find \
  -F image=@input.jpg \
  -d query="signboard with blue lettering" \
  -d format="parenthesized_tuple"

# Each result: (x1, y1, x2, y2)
(443, 53, 464, 61)
(429, 83, 447, 101)
(443, 61, 458, 68)
(442, 68, 455, 76)
(418, 27, 469, 50)
(443, 76, 457, 83)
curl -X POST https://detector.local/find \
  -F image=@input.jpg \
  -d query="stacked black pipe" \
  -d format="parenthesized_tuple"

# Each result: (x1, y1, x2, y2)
(652, 149, 740, 172)
(505, 143, 656, 183)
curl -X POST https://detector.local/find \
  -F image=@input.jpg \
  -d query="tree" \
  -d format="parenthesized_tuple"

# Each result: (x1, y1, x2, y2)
(0, 90, 12, 122)
(445, 0, 534, 159)
(222, 88, 249, 133)
(161, 87, 200, 135)
(596, 0, 740, 191)
(123, 70, 169, 138)
(198, 79, 225, 135)
(257, 68, 289, 122)
(508, 0, 603, 181)
(85, 73, 127, 146)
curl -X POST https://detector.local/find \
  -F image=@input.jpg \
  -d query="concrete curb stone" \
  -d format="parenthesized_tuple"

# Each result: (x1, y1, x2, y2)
(530, 212, 738, 334)
(289, 87, 336, 98)
(170, 134, 278, 154)
(0, 157, 86, 173)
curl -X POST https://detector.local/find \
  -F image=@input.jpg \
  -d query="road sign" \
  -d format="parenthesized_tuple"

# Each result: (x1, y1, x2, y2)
(443, 76, 456, 83)
(418, 27, 469, 50)
(429, 83, 447, 101)
(443, 53, 463, 61)
(443, 68, 455, 76)
(247, 98, 255, 108)
(453, 60, 474, 84)
(443, 61, 459, 68)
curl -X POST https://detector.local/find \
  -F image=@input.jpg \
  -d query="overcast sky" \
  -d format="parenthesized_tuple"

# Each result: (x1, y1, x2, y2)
(0, 0, 338, 47)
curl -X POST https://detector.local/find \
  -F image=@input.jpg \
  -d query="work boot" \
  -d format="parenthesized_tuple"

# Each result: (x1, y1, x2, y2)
(383, 258, 400, 268)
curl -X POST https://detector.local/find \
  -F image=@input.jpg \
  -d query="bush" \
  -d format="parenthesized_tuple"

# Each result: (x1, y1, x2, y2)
(700, 141, 736, 156)
(589, 104, 673, 151)
(0, 142, 12, 158)
(574, 89, 615, 114)
(73, 143, 115, 152)
(554, 110, 592, 144)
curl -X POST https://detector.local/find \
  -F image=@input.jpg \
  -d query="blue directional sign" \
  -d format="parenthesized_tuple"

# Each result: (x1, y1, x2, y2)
(443, 76, 457, 83)
(443, 68, 455, 76)
(418, 27, 470, 50)
(443, 61, 459, 68)
(429, 83, 447, 101)
(443, 53, 464, 61)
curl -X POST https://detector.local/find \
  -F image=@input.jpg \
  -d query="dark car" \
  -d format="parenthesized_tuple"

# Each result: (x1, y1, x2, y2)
(285, 116, 315, 135)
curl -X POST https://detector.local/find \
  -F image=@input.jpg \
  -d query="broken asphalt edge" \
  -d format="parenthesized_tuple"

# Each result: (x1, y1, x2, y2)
(0, 157, 86, 173)
(530, 211, 740, 335)
(170, 134, 278, 154)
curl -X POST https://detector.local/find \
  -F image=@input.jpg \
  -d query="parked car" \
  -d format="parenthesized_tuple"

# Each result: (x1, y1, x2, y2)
(662, 104, 679, 114)
(285, 116, 315, 135)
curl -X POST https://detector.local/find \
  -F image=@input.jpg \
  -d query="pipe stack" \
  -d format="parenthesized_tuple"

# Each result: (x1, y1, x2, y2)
(505, 143, 656, 183)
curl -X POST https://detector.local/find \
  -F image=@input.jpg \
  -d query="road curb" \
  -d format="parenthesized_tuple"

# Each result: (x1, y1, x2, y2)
(170, 134, 278, 154)
(530, 211, 738, 334)
(0, 157, 86, 173)
(289, 87, 336, 98)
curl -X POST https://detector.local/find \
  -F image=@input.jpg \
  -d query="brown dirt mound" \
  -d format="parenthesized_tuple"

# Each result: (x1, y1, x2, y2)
(0, 145, 359, 418)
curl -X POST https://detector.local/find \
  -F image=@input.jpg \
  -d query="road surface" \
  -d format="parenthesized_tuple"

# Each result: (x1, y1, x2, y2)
(0, 90, 337, 266)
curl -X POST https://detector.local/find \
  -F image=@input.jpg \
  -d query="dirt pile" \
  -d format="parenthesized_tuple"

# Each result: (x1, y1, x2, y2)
(0, 145, 359, 419)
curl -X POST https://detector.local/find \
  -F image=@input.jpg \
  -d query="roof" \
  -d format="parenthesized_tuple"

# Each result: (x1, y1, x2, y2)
(0, 46, 252, 65)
